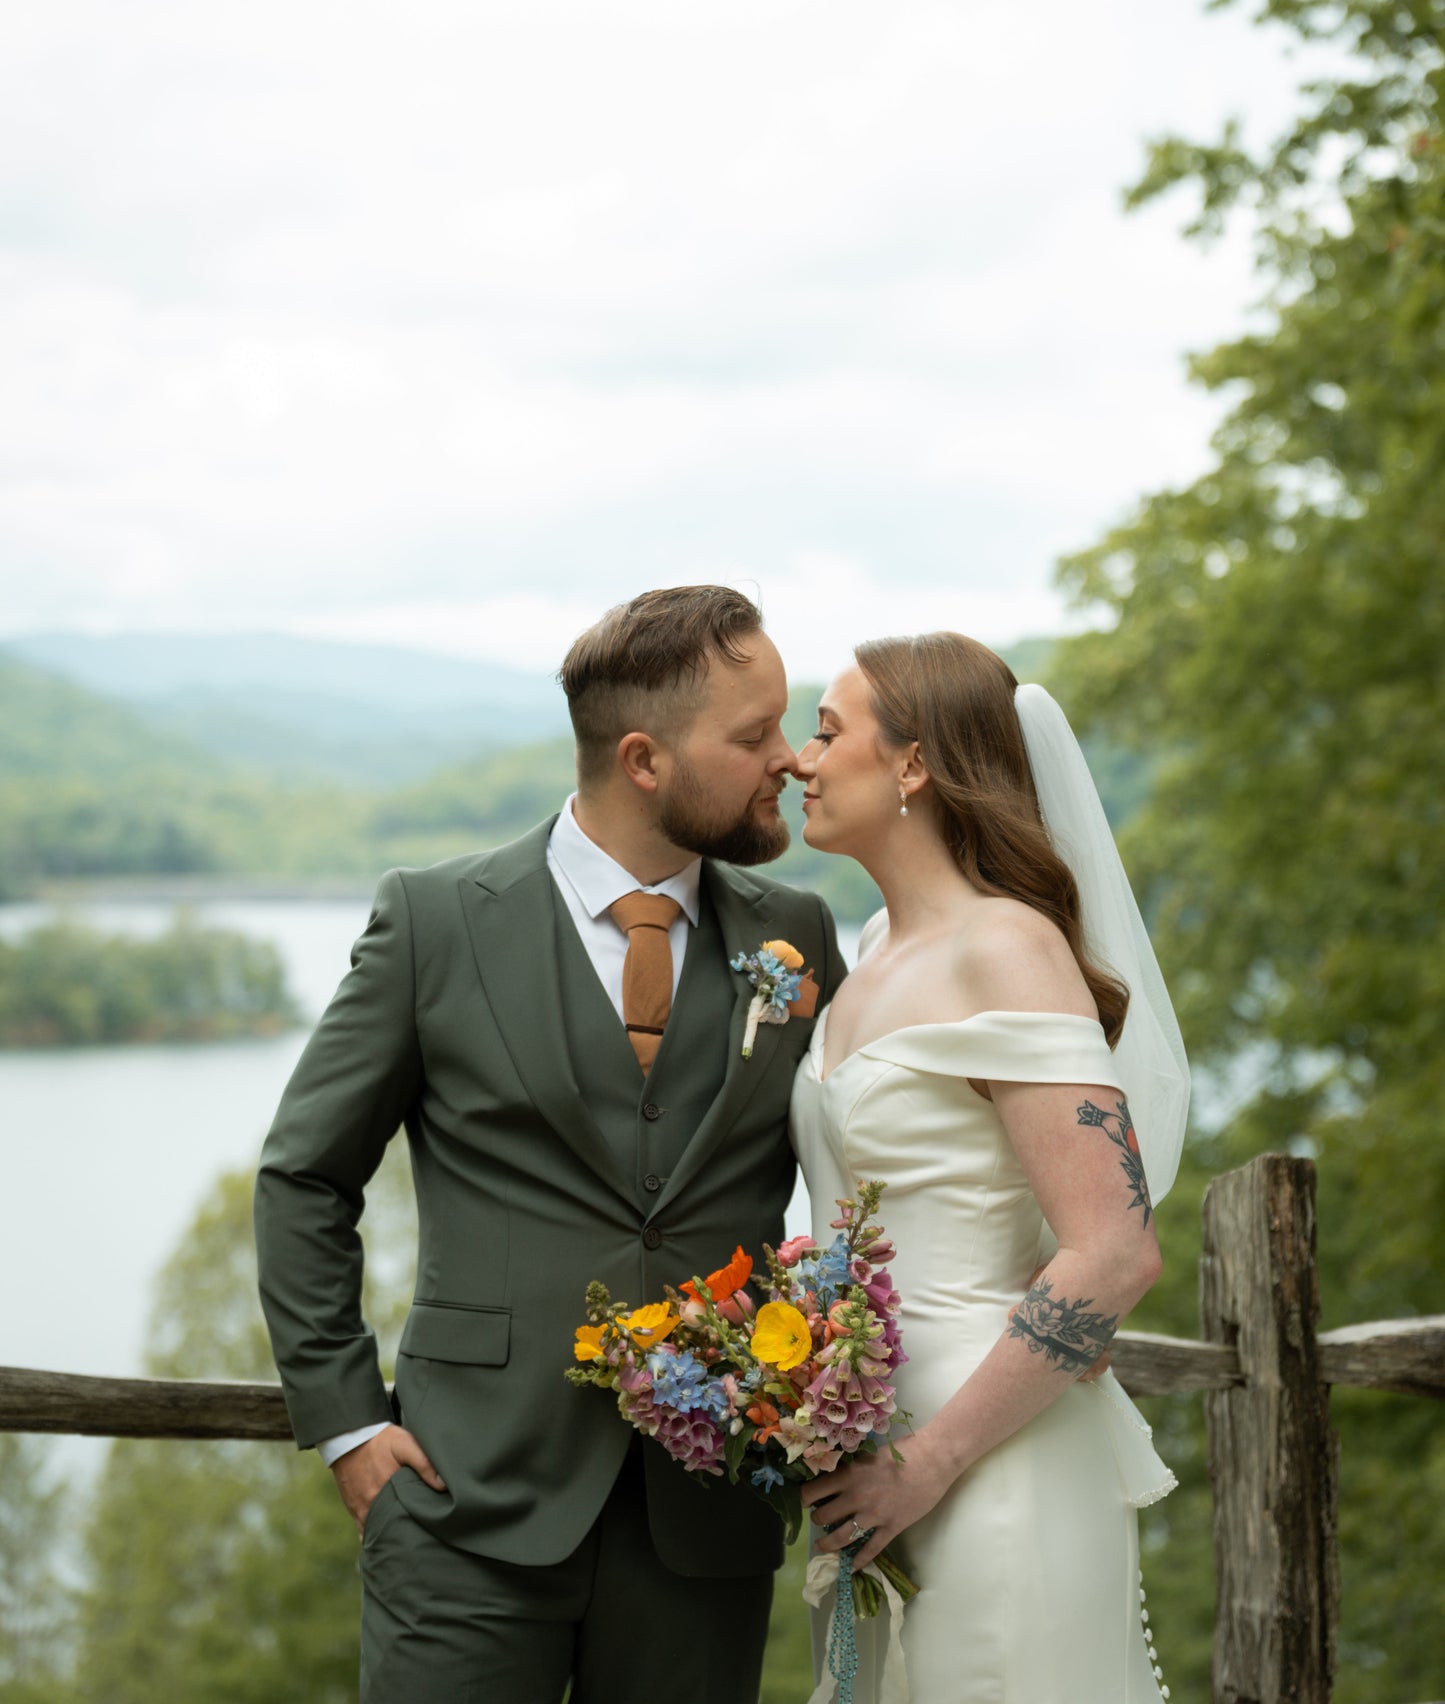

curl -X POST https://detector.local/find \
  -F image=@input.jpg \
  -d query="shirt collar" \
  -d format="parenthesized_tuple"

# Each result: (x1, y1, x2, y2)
(550, 795, 701, 926)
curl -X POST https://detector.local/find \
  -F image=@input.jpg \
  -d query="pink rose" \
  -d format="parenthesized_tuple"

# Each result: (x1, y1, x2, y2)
(717, 1291, 756, 1326)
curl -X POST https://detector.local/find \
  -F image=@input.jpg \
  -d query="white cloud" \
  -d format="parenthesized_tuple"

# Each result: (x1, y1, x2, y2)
(268, 550, 1090, 686)
(0, 0, 1340, 652)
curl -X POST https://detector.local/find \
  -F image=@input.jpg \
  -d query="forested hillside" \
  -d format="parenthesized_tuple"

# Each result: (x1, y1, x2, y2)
(0, 657, 372, 899)
(4, 639, 1132, 924)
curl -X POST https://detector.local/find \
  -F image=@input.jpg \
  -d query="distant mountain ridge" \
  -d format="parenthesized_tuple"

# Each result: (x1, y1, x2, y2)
(2, 632, 573, 788)
(1, 630, 1066, 792)
(3, 631, 565, 713)
(0, 653, 213, 784)
(0, 630, 1145, 922)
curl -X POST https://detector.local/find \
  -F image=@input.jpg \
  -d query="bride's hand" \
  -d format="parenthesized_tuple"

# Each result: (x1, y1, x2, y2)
(799, 1432, 955, 1573)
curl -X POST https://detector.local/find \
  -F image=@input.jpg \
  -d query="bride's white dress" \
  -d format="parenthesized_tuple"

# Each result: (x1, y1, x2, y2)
(790, 1004, 1176, 1704)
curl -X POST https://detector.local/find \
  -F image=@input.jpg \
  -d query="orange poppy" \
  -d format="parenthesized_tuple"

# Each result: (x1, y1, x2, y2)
(746, 1397, 783, 1444)
(682, 1243, 754, 1305)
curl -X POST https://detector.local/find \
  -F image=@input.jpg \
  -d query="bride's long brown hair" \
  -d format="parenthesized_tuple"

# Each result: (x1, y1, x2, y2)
(855, 632, 1129, 1045)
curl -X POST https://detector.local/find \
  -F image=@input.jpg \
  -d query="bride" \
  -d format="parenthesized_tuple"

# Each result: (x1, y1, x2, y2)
(789, 632, 1186, 1703)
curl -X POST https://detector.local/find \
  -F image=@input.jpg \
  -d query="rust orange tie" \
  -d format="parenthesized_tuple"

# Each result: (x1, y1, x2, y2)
(608, 891, 683, 1074)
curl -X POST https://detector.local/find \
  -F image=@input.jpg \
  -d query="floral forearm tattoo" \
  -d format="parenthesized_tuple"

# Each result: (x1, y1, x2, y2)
(1008, 1277, 1119, 1374)
(1077, 1096, 1152, 1227)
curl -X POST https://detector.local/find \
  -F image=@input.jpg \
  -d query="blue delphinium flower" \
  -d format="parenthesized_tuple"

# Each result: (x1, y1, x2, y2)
(796, 1234, 854, 1307)
(729, 948, 801, 1013)
(751, 1464, 786, 1493)
(647, 1348, 729, 1420)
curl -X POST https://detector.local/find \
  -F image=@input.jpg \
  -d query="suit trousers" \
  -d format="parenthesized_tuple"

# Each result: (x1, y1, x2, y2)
(359, 1440, 774, 1704)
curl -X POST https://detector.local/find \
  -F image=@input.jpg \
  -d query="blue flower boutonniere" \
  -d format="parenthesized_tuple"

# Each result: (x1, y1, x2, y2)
(729, 939, 819, 1058)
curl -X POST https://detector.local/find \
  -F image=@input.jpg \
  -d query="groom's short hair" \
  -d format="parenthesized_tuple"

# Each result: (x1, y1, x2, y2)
(560, 585, 763, 785)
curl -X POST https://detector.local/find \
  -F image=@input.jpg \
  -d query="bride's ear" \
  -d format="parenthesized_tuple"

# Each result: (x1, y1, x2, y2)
(898, 743, 930, 805)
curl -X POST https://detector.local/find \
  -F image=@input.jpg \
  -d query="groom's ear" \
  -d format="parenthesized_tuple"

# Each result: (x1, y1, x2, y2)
(617, 731, 664, 794)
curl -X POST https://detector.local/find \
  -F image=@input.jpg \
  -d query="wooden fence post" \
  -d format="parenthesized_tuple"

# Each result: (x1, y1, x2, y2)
(1201, 1154, 1339, 1703)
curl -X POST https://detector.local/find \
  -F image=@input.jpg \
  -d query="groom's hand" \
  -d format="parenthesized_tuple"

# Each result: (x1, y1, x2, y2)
(332, 1424, 446, 1536)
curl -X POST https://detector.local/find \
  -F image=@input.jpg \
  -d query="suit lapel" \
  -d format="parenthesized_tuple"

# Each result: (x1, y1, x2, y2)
(456, 819, 637, 1212)
(652, 860, 784, 1214)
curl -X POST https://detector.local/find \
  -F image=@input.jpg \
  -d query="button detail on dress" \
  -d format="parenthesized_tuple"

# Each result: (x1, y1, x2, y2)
(1138, 1573, 1169, 1697)
(642, 1226, 663, 1250)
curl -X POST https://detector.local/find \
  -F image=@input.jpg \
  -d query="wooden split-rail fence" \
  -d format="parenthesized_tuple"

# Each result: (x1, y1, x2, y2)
(3, 1153, 1443, 1704)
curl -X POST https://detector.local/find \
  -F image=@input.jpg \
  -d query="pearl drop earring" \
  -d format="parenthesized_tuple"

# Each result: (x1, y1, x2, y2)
(899, 786, 909, 818)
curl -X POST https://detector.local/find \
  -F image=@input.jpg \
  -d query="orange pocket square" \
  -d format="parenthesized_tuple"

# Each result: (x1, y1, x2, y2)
(790, 970, 819, 1020)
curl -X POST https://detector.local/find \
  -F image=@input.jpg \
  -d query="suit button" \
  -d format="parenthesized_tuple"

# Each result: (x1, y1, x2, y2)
(642, 1226, 663, 1250)
(643, 1173, 663, 1193)
(642, 1102, 662, 1121)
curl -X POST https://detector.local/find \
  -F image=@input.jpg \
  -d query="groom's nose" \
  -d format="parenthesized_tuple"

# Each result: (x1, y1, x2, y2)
(770, 740, 802, 778)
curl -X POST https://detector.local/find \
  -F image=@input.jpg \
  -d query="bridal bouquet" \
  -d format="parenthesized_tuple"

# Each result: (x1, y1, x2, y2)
(566, 1181, 917, 1618)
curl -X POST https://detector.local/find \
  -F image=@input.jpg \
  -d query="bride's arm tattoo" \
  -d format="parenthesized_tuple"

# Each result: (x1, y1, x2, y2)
(1008, 1277, 1119, 1374)
(1076, 1096, 1153, 1227)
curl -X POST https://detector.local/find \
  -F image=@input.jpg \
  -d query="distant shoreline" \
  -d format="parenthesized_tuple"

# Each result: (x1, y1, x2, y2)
(22, 876, 378, 904)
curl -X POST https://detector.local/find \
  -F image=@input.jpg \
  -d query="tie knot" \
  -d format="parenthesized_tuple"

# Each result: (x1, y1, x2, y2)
(609, 891, 683, 935)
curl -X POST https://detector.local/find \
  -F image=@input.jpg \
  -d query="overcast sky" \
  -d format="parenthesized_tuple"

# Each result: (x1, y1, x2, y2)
(0, 1, 1324, 679)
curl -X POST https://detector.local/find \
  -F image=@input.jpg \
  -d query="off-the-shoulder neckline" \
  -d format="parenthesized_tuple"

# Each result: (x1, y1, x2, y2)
(812, 1003, 1105, 1085)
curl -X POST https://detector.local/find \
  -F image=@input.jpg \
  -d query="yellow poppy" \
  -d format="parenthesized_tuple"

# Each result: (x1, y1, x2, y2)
(761, 939, 805, 971)
(618, 1301, 679, 1349)
(751, 1301, 813, 1371)
(573, 1325, 606, 1362)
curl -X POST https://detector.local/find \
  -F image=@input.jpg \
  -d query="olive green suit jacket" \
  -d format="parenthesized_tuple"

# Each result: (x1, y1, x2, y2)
(254, 819, 845, 1577)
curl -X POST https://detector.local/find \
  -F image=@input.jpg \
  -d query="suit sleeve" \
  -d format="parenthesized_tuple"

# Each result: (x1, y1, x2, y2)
(253, 868, 423, 1449)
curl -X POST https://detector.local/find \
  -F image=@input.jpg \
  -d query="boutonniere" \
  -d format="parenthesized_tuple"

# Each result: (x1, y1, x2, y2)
(729, 939, 820, 1058)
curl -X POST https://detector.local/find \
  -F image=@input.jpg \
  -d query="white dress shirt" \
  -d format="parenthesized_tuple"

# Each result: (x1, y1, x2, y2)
(318, 797, 702, 1467)
(545, 792, 701, 1015)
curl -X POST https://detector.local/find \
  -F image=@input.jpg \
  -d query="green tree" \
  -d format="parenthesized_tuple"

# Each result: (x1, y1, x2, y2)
(0, 1436, 79, 1704)
(1051, 4, 1445, 1698)
(73, 1152, 416, 1704)
(0, 916, 301, 1048)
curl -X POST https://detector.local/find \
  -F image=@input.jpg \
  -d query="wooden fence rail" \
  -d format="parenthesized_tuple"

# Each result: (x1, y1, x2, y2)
(4, 1317, 1442, 1439)
(2, 1155, 1444, 1703)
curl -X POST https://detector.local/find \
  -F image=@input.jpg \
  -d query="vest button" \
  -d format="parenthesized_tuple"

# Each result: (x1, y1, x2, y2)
(643, 1226, 664, 1250)
(643, 1173, 663, 1193)
(642, 1102, 662, 1121)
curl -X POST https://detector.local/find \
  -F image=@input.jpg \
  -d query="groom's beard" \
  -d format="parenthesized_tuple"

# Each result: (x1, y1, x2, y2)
(659, 763, 790, 866)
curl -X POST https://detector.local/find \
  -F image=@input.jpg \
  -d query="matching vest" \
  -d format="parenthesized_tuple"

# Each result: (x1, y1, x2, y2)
(553, 883, 735, 1206)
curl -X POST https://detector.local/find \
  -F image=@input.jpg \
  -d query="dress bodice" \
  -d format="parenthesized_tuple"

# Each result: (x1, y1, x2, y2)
(793, 1006, 1124, 1319)
(789, 1004, 1174, 1511)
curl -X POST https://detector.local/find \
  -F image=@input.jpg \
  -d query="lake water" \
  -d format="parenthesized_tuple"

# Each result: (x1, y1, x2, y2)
(0, 897, 852, 1405)
(2, 893, 1246, 1495)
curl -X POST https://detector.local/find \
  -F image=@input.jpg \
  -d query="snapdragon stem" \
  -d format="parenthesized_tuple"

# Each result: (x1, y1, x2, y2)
(851, 1546, 920, 1617)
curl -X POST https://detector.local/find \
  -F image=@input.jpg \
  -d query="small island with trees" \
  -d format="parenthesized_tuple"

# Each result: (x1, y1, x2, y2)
(0, 915, 300, 1048)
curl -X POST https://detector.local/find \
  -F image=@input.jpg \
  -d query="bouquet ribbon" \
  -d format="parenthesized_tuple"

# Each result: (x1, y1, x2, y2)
(803, 1549, 909, 1704)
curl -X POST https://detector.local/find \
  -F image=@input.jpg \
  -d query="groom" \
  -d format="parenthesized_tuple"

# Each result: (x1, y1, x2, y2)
(254, 585, 845, 1702)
